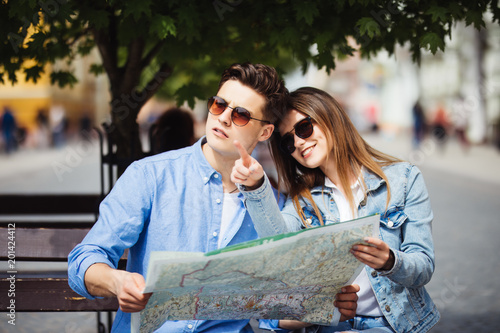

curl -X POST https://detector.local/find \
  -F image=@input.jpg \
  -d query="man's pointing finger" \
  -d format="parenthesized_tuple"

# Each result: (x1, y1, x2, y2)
(234, 140, 252, 167)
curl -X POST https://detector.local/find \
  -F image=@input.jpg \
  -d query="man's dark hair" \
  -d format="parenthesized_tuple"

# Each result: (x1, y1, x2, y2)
(218, 63, 288, 124)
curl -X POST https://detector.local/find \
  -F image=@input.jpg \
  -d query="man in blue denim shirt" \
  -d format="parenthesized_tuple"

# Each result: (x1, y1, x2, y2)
(68, 63, 359, 332)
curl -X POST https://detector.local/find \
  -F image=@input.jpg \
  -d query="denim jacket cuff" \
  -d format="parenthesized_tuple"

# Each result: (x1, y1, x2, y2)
(237, 173, 271, 200)
(377, 248, 400, 276)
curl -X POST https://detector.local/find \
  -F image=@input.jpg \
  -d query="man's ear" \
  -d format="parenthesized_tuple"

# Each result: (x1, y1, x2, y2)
(258, 124, 275, 142)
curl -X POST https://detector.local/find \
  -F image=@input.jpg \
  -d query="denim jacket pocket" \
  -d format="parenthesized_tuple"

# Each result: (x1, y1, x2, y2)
(380, 208, 407, 230)
(301, 205, 324, 228)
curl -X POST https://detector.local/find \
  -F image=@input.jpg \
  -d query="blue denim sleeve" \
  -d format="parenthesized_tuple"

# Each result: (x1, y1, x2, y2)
(379, 165, 435, 288)
(258, 320, 291, 332)
(239, 175, 302, 237)
(68, 161, 153, 299)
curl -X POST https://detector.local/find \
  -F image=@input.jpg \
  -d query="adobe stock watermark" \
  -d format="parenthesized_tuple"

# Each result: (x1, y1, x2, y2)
(105, 69, 171, 135)
(8, 0, 69, 54)
(432, 276, 467, 311)
(51, 129, 96, 182)
(213, 0, 243, 21)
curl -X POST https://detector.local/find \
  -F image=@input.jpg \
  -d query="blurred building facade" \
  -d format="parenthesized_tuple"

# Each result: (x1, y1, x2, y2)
(286, 17, 500, 145)
(0, 49, 109, 147)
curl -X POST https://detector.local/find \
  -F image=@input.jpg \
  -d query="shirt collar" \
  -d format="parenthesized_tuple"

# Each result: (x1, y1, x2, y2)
(193, 136, 220, 184)
(324, 172, 365, 202)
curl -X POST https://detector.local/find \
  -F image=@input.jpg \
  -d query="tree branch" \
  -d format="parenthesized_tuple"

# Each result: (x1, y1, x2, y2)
(121, 37, 145, 92)
(140, 62, 172, 104)
(92, 9, 119, 89)
(67, 26, 92, 47)
(141, 40, 166, 70)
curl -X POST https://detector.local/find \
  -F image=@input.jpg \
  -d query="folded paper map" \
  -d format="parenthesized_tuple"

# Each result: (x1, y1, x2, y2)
(132, 214, 379, 333)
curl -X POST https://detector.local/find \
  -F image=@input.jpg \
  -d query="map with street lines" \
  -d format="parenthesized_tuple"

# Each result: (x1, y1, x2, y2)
(132, 215, 379, 333)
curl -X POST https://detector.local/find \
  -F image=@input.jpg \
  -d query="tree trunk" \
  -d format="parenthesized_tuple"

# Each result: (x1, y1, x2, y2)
(91, 8, 171, 176)
(108, 91, 144, 175)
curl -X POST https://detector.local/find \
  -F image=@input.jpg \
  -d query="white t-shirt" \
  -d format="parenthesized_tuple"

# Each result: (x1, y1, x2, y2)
(324, 177, 383, 317)
(219, 192, 241, 248)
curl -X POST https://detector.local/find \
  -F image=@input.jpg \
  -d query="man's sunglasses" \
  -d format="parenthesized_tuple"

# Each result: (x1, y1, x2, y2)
(279, 116, 314, 154)
(207, 96, 271, 127)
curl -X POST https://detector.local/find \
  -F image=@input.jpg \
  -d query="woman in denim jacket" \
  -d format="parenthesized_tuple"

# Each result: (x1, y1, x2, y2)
(231, 87, 440, 332)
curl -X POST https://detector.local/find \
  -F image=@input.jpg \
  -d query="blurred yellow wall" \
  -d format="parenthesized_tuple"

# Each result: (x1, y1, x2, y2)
(0, 51, 109, 134)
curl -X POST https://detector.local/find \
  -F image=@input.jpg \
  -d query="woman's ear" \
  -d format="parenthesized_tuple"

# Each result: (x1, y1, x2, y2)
(258, 123, 275, 142)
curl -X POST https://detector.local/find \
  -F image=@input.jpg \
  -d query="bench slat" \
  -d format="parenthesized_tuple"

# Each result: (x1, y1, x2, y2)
(0, 278, 118, 311)
(0, 227, 90, 261)
(0, 194, 101, 214)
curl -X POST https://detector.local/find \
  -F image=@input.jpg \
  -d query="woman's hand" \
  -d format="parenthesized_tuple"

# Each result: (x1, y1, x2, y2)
(230, 140, 265, 190)
(350, 237, 395, 271)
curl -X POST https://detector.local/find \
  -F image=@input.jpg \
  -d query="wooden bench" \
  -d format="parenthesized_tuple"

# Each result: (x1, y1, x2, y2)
(0, 194, 122, 333)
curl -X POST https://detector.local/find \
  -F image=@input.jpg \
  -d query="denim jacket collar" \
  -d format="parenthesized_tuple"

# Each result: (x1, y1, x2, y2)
(309, 168, 385, 195)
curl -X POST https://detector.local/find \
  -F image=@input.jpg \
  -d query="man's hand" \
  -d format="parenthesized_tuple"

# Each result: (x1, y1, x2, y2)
(84, 263, 152, 313)
(230, 140, 265, 190)
(113, 270, 152, 312)
(335, 284, 359, 321)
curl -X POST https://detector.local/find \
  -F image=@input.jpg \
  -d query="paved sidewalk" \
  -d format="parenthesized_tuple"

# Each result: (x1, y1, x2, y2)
(363, 131, 500, 185)
(0, 139, 101, 194)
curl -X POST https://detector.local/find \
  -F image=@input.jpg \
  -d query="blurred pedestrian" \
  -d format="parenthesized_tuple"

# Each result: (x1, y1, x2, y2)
(412, 101, 426, 148)
(49, 104, 68, 147)
(1, 107, 18, 153)
(366, 104, 379, 132)
(35, 108, 50, 148)
(79, 111, 93, 141)
(150, 107, 196, 154)
(451, 96, 470, 153)
(431, 104, 449, 150)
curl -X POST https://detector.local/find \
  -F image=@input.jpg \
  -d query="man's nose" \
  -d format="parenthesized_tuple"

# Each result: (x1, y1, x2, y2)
(218, 107, 233, 126)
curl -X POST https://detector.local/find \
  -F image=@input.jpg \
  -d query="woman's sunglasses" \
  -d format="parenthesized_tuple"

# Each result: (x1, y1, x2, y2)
(279, 116, 314, 154)
(207, 96, 271, 127)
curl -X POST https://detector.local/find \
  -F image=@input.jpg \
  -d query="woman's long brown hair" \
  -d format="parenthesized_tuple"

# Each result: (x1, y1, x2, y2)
(269, 87, 401, 226)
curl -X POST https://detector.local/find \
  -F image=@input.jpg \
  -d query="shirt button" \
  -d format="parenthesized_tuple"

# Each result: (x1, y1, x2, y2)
(371, 270, 377, 277)
(188, 324, 193, 329)
(216, 198, 221, 204)
(214, 174, 219, 178)
(387, 220, 394, 227)
(203, 177, 208, 182)
(385, 305, 391, 312)
(213, 232, 218, 237)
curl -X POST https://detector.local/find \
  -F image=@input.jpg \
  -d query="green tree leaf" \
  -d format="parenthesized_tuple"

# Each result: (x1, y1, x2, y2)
(50, 70, 77, 88)
(356, 17, 381, 39)
(426, 5, 449, 23)
(293, 1, 320, 26)
(419, 32, 445, 54)
(24, 65, 44, 83)
(149, 15, 176, 39)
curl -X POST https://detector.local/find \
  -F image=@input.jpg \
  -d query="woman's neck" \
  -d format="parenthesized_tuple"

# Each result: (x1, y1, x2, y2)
(321, 162, 360, 196)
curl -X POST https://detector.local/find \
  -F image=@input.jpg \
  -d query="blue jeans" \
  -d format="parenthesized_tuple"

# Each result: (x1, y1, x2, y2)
(308, 316, 395, 333)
